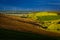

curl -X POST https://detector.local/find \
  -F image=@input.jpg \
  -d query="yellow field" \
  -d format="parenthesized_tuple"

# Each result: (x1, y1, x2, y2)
(26, 12, 60, 32)
(27, 12, 58, 20)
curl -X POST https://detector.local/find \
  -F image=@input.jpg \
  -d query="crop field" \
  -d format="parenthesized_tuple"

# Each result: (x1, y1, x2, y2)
(5, 12, 60, 32)
(0, 12, 60, 39)
(25, 12, 60, 32)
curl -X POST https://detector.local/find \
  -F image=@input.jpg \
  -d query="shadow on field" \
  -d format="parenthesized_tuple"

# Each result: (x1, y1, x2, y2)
(0, 28, 60, 40)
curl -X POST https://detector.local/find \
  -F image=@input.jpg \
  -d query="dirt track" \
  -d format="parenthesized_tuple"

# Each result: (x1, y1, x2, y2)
(0, 14, 60, 37)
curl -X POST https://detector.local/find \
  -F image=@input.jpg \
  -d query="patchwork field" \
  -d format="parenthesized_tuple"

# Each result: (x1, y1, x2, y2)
(26, 12, 60, 32)
(0, 12, 60, 39)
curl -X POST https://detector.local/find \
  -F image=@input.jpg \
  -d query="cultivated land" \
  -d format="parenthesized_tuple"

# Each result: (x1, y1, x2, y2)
(3, 12, 60, 32)
(25, 12, 60, 32)
(0, 12, 60, 39)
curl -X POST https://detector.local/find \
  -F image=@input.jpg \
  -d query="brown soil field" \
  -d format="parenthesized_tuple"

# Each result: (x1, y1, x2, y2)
(0, 13, 60, 37)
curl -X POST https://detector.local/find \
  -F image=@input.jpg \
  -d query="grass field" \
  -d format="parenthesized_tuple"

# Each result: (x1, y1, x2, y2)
(36, 15, 60, 21)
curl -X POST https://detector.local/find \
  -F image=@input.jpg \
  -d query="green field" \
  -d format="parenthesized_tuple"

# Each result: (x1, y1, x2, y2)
(36, 15, 60, 21)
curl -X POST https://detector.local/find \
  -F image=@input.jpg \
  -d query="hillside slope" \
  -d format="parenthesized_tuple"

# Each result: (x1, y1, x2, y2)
(0, 14, 60, 37)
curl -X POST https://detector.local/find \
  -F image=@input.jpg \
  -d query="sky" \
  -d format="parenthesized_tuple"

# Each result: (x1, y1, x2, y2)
(0, 0, 60, 11)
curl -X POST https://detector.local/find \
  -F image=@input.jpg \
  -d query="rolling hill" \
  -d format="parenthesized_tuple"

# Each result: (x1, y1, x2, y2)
(0, 13, 60, 37)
